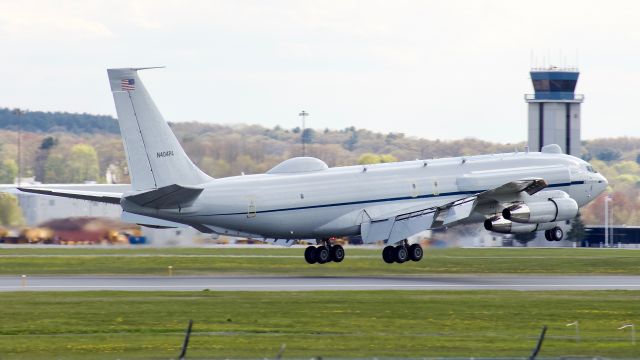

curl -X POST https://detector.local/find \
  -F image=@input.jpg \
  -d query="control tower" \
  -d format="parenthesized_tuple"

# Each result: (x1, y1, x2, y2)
(525, 67, 583, 156)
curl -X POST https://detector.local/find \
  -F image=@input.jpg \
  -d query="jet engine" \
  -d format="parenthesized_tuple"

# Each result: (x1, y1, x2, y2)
(502, 197, 578, 224)
(484, 216, 557, 234)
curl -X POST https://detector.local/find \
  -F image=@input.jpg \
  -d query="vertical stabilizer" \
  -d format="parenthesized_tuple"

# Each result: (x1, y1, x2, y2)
(107, 68, 212, 191)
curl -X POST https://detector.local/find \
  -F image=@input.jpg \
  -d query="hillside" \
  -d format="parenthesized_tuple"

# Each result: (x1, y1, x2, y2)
(0, 108, 119, 134)
(0, 109, 639, 225)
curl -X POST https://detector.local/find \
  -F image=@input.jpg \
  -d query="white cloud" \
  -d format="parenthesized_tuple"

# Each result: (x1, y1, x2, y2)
(0, 0, 638, 142)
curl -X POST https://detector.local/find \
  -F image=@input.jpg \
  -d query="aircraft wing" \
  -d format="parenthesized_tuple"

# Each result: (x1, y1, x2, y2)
(360, 178, 548, 244)
(17, 187, 122, 204)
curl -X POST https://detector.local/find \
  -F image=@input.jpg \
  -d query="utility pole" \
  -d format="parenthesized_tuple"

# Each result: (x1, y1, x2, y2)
(604, 195, 612, 247)
(299, 110, 309, 156)
(12, 108, 25, 186)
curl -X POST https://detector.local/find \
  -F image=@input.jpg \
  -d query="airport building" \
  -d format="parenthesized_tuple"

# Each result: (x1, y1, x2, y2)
(526, 67, 583, 156)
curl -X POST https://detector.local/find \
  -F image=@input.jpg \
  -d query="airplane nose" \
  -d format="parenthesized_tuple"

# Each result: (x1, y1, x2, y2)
(595, 173, 608, 194)
(599, 173, 608, 186)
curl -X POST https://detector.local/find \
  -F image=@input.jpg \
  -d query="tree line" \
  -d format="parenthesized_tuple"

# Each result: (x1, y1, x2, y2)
(0, 109, 639, 226)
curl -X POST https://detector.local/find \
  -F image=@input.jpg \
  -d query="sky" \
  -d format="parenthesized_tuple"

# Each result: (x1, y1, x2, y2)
(0, 0, 638, 143)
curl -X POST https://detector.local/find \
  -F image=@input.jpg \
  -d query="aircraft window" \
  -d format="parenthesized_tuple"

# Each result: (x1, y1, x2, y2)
(585, 165, 597, 173)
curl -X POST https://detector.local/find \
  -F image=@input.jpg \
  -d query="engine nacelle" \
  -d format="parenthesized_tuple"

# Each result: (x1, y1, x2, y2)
(483, 216, 537, 234)
(502, 197, 578, 224)
(484, 217, 558, 234)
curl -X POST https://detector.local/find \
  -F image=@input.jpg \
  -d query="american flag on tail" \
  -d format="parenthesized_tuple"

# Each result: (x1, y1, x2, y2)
(121, 79, 135, 91)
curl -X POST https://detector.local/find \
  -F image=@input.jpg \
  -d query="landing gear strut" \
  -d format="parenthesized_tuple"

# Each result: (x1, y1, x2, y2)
(382, 241, 423, 264)
(304, 239, 345, 264)
(545, 227, 564, 241)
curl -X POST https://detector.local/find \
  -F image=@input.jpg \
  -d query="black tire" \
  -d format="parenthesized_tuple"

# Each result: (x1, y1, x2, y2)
(544, 230, 552, 241)
(394, 245, 409, 263)
(330, 244, 345, 263)
(304, 246, 317, 264)
(316, 246, 330, 264)
(382, 246, 395, 264)
(552, 227, 563, 241)
(408, 243, 423, 262)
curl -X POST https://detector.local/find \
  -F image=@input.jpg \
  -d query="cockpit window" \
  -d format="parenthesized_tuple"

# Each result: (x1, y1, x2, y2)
(586, 165, 597, 173)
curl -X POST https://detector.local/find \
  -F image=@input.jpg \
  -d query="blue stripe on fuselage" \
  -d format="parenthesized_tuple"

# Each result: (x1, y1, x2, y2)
(194, 181, 584, 217)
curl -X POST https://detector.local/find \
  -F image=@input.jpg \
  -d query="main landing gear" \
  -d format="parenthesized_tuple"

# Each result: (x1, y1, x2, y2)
(382, 241, 423, 264)
(544, 226, 564, 242)
(304, 240, 345, 264)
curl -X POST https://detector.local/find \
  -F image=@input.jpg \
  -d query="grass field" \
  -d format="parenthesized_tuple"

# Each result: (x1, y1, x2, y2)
(1, 247, 640, 276)
(0, 290, 638, 359)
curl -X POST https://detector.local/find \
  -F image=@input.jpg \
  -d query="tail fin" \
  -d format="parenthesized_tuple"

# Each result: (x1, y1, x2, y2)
(107, 68, 212, 191)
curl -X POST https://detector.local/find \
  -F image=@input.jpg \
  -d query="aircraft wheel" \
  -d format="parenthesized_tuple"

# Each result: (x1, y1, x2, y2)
(316, 246, 330, 264)
(551, 227, 564, 241)
(394, 245, 409, 263)
(382, 246, 395, 264)
(330, 244, 345, 263)
(408, 243, 423, 262)
(544, 230, 552, 241)
(304, 246, 318, 264)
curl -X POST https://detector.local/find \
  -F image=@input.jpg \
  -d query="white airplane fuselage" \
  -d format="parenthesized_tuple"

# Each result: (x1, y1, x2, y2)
(11, 68, 609, 258)
(124, 150, 607, 240)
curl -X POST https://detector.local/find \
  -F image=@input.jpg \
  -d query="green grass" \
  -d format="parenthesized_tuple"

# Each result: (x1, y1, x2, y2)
(1, 247, 640, 276)
(0, 290, 639, 359)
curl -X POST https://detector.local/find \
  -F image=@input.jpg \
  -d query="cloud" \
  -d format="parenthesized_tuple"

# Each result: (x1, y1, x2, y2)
(0, 1, 113, 41)
(0, 0, 639, 142)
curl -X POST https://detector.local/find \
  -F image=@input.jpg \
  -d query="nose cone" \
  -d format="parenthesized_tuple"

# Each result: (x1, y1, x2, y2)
(594, 173, 608, 196)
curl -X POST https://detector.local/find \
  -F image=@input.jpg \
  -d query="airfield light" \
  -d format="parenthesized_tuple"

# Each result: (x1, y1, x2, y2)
(299, 110, 309, 156)
(566, 321, 579, 342)
(618, 324, 636, 345)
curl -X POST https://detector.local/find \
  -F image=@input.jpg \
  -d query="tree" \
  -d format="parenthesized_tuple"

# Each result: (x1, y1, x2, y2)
(39, 136, 58, 150)
(34, 137, 58, 181)
(0, 159, 17, 183)
(43, 153, 69, 183)
(379, 154, 398, 163)
(567, 212, 587, 244)
(68, 144, 100, 182)
(0, 194, 24, 226)
(343, 130, 359, 151)
(514, 232, 536, 247)
(358, 153, 381, 165)
(358, 153, 398, 165)
(594, 148, 622, 162)
(302, 128, 315, 144)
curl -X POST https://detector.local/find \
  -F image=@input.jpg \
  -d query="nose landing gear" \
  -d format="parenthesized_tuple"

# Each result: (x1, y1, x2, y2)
(382, 241, 423, 264)
(304, 239, 345, 264)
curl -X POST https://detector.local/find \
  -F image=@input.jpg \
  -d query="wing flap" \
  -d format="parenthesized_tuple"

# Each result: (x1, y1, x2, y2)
(442, 197, 477, 225)
(387, 210, 436, 244)
(360, 177, 549, 244)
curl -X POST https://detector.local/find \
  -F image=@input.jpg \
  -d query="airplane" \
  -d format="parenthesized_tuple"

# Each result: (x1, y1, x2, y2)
(16, 68, 608, 264)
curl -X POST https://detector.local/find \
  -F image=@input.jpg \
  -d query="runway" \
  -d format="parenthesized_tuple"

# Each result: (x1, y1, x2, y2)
(1, 275, 640, 291)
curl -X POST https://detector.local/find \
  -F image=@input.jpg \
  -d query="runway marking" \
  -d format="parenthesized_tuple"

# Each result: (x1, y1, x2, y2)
(3, 284, 640, 290)
(2, 254, 639, 259)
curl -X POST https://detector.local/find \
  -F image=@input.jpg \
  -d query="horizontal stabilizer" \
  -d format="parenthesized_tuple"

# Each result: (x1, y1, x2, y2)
(124, 184, 203, 209)
(121, 211, 187, 228)
(18, 187, 122, 204)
